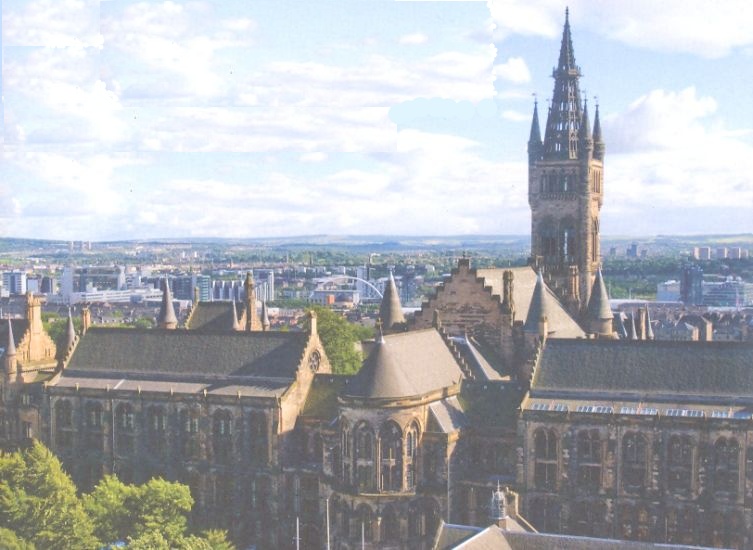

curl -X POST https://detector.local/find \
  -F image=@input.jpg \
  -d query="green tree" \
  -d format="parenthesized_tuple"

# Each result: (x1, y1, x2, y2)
(83, 475, 136, 544)
(0, 441, 97, 550)
(305, 307, 373, 374)
(0, 528, 35, 550)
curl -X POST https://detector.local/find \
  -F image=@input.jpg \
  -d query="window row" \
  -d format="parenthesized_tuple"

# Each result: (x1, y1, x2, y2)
(533, 429, 741, 495)
(54, 400, 269, 463)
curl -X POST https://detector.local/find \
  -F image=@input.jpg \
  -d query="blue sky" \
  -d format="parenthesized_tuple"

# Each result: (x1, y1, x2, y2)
(2, 0, 753, 240)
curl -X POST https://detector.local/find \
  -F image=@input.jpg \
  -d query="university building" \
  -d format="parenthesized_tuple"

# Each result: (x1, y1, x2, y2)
(2, 10, 752, 550)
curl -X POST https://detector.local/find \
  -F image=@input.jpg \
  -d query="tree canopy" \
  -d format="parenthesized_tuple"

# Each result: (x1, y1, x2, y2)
(0, 441, 234, 550)
(305, 306, 373, 374)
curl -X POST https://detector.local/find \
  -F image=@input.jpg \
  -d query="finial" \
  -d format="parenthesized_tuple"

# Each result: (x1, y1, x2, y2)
(565, 6, 569, 22)
(532, 92, 537, 106)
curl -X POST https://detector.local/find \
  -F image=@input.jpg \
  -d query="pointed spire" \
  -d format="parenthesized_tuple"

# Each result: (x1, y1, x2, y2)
(557, 7, 577, 72)
(593, 101, 605, 160)
(524, 271, 555, 333)
(66, 308, 76, 349)
(587, 269, 612, 321)
(6, 319, 16, 357)
(158, 277, 178, 329)
(261, 301, 270, 331)
(579, 97, 592, 147)
(528, 99, 543, 162)
(379, 271, 406, 333)
(231, 300, 241, 331)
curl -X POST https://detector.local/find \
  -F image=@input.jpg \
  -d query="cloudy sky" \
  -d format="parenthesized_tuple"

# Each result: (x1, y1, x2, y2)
(2, 0, 753, 241)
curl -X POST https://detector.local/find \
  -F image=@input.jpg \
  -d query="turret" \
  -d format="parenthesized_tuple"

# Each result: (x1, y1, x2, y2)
(379, 271, 406, 334)
(528, 100, 543, 163)
(66, 308, 77, 350)
(4, 320, 17, 378)
(524, 272, 554, 338)
(579, 97, 593, 155)
(593, 102, 605, 161)
(231, 300, 241, 331)
(586, 268, 613, 337)
(158, 277, 178, 330)
(244, 271, 260, 331)
(261, 301, 271, 332)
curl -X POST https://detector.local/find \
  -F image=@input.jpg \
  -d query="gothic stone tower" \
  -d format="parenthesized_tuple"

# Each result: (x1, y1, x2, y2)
(528, 9, 605, 313)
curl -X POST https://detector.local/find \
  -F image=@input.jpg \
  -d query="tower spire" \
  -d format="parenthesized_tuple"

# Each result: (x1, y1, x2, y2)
(543, 7, 583, 160)
(66, 308, 77, 349)
(579, 97, 592, 150)
(6, 319, 16, 357)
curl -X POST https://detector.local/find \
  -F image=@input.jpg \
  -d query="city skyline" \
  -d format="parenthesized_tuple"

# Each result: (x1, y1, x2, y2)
(2, 0, 753, 241)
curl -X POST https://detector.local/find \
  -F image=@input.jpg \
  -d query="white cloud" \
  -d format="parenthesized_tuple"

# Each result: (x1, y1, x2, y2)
(3, 0, 102, 48)
(501, 110, 528, 122)
(300, 152, 328, 163)
(487, 0, 753, 58)
(601, 87, 753, 233)
(493, 56, 531, 84)
(399, 32, 428, 45)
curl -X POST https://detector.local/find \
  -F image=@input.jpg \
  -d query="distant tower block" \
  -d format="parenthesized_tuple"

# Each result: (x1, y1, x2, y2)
(528, 8, 604, 313)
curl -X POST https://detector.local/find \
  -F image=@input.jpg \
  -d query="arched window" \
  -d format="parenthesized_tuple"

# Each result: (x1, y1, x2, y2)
(619, 503, 651, 541)
(356, 505, 373, 542)
(85, 401, 104, 452)
(528, 496, 560, 533)
(249, 411, 268, 465)
(180, 408, 201, 459)
(560, 219, 576, 262)
(406, 421, 419, 489)
(576, 430, 601, 491)
(212, 410, 233, 464)
(355, 422, 375, 492)
(115, 403, 135, 455)
(214, 473, 234, 528)
(666, 507, 696, 545)
(146, 405, 167, 455)
(381, 504, 400, 542)
(380, 421, 403, 492)
(55, 400, 74, 450)
(533, 428, 558, 490)
(622, 432, 648, 492)
(591, 219, 599, 261)
(667, 435, 693, 492)
(708, 510, 743, 548)
(713, 437, 739, 495)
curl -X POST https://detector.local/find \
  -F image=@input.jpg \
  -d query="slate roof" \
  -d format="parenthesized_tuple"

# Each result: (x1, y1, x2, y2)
(475, 267, 584, 338)
(65, 327, 309, 379)
(501, 532, 707, 549)
(450, 335, 506, 381)
(428, 396, 468, 433)
(458, 382, 524, 429)
(532, 339, 753, 403)
(345, 329, 463, 400)
(186, 302, 240, 332)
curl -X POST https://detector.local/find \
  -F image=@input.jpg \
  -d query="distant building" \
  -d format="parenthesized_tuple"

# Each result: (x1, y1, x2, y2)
(680, 264, 703, 305)
(702, 278, 753, 307)
(716, 247, 728, 259)
(729, 247, 744, 260)
(2, 271, 27, 295)
(626, 243, 638, 258)
(696, 246, 711, 260)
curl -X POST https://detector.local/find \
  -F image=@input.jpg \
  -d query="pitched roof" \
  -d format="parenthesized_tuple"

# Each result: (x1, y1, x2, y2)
(345, 329, 463, 400)
(475, 267, 584, 338)
(186, 302, 240, 332)
(532, 339, 753, 403)
(379, 271, 406, 331)
(428, 396, 468, 433)
(65, 327, 309, 379)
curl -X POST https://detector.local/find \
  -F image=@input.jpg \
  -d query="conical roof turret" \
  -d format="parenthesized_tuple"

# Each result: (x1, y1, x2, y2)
(628, 312, 638, 340)
(5, 319, 16, 357)
(587, 269, 612, 321)
(158, 277, 178, 329)
(261, 301, 271, 331)
(645, 304, 655, 340)
(66, 308, 76, 349)
(231, 300, 241, 331)
(379, 271, 406, 333)
(579, 98, 592, 149)
(524, 272, 555, 333)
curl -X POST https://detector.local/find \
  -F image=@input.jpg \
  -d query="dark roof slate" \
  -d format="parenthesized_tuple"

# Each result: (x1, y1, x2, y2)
(533, 339, 753, 402)
(379, 272, 406, 331)
(586, 269, 612, 321)
(345, 329, 463, 400)
(186, 302, 240, 332)
(66, 327, 309, 379)
(1, 320, 27, 356)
